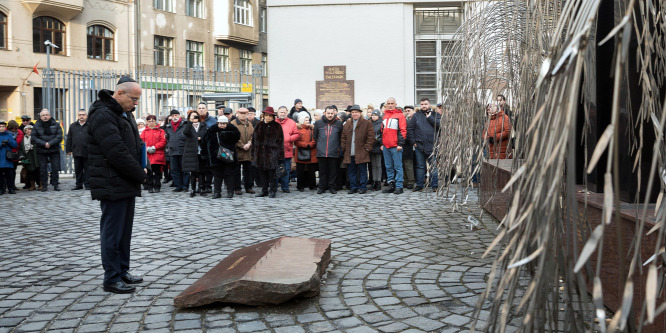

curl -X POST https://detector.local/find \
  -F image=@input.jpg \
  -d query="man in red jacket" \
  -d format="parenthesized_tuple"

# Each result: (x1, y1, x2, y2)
(381, 97, 407, 194)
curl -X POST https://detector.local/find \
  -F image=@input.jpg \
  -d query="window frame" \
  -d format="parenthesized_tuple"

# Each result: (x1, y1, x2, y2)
(154, 0, 174, 12)
(261, 54, 267, 77)
(234, 0, 253, 26)
(0, 12, 7, 50)
(186, 0, 203, 18)
(239, 49, 252, 75)
(87, 25, 114, 61)
(154, 35, 173, 67)
(214, 45, 229, 72)
(33, 16, 66, 55)
(186, 40, 204, 69)
(260, 7, 267, 33)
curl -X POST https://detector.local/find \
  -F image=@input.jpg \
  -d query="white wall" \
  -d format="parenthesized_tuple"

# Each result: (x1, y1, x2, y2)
(267, 2, 415, 109)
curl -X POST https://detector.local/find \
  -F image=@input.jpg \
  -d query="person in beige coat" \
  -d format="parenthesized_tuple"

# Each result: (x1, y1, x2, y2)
(341, 104, 375, 194)
(232, 107, 255, 194)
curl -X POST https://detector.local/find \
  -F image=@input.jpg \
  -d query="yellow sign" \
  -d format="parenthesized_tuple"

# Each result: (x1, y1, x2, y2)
(241, 83, 253, 93)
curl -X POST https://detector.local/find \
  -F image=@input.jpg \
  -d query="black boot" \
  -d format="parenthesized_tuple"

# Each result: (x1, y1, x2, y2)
(268, 191, 276, 198)
(212, 192, 222, 199)
(256, 191, 269, 197)
(227, 192, 234, 198)
(382, 182, 395, 193)
(190, 190, 196, 197)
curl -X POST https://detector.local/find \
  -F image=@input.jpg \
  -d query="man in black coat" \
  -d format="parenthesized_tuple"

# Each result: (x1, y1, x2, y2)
(32, 108, 63, 191)
(164, 109, 189, 192)
(66, 109, 90, 190)
(409, 98, 441, 192)
(87, 76, 147, 294)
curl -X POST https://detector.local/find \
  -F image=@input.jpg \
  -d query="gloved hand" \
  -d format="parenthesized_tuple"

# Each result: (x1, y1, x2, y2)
(488, 137, 494, 144)
(1, 140, 7, 147)
(147, 146, 156, 154)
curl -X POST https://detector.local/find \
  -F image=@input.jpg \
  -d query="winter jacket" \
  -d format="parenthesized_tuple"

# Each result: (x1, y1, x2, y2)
(205, 123, 241, 168)
(341, 117, 374, 164)
(288, 106, 310, 123)
(164, 119, 187, 156)
(485, 110, 511, 159)
(294, 124, 317, 164)
(182, 122, 208, 172)
(402, 117, 414, 160)
(19, 135, 39, 172)
(0, 131, 18, 168)
(313, 116, 343, 158)
(32, 118, 63, 154)
(8, 130, 23, 161)
(232, 118, 255, 162)
(275, 117, 299, 159)
(202, 113, 218, 128)
(252, 120, 284, 170)
(87, 89, 146, 201)
(140, 126, 167, 165)
(371, 118, 383, 154)
(381, 108, 407, 149)
(66, 121, 89, 157)
(408, 109, 441, 155)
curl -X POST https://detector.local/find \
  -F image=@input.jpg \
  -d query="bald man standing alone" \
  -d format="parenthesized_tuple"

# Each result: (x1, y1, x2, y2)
(87, 76, 147, 294)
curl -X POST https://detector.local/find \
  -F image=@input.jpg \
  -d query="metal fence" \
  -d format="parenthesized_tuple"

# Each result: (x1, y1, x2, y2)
(42, 66, 266, 172)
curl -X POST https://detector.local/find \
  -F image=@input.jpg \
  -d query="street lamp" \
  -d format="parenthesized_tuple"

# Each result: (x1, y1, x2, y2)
(43, 40, 59, 118)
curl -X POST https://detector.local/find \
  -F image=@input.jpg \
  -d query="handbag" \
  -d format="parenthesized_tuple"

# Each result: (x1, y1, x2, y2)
(276, 162, 287, 178)
(216, 135, 235, 163)
(297, 148, 311, 162)
(6, 150, 18, 161)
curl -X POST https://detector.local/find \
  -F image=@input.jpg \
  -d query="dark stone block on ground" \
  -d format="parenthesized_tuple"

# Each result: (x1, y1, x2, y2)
(174, 237, 331, 307)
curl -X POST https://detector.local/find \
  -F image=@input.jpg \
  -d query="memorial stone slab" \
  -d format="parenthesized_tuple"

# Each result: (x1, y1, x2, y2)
(174, 237, 331, 307)
(316, 66, 354, 109)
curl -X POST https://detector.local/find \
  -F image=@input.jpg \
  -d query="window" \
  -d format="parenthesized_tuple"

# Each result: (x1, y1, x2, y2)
(239, 49, 252, 75)
(87, 25, 114, 60)
(0, 12, 6, 49)
(154, 35, 173, 66)
(261, 54, 267, 77)
(415, 40, 437, 103)
(186, 0, 203, 18)
(33, 17, 65, 54)
(154, 0, 174, 12)
(214, 46, 229, 72)
(234, 0, 253, 26)
(414, 8, 462, 34)
(186, 40, 203, 68)
(260, 7, 267, 33)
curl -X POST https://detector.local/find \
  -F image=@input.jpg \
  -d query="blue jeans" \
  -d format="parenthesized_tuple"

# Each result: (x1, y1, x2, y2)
(278, 157, 292, 191)
(347, 156, 368, 190)
(170, 155, 190, 190)
(382, 147, 403, 188)
(415, 148, 438, 188)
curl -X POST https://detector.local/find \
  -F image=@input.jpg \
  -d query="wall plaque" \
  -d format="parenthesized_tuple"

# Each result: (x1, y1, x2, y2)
(316, 66, 354, 109)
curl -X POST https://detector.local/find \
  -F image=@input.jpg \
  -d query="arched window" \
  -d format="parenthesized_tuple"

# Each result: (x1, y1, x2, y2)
(0, 12, 7, 49)
(87, 25, 114, 60)
(33, 16, 65, 54)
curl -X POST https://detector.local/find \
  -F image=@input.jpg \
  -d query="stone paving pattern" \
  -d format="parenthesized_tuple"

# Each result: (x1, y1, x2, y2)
(0, 177, 523, 332)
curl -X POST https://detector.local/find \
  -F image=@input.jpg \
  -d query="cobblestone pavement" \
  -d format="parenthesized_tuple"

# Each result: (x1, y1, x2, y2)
(0, 176, 521, 333)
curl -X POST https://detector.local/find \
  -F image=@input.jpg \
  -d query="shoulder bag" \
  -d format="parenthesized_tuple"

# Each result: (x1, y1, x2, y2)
(216, 134, 235, 163)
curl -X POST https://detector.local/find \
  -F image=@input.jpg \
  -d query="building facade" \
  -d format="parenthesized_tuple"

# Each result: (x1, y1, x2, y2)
(0, 0, 268, 125)
(266, 0, 463, 109)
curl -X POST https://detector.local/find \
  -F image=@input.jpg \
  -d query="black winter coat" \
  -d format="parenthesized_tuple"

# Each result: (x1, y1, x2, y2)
(288, 106, 310, 123)
(371, 118, 383, 154)
(313, 117, 343, 158)
(87, 89, 146, 201)
(164, 120, 187, 156)
(403, 117, 414, 160)
(252, 120, 284, 170)
(66, 121, 89, 157)
(408, 110, 441, 155)
(206, 123, 241, 168)
(32, 118, 63, 153)
(182, 122, 208, 172)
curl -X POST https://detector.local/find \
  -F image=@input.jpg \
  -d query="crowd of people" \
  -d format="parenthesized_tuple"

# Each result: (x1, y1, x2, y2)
(0, 95, 513, 197)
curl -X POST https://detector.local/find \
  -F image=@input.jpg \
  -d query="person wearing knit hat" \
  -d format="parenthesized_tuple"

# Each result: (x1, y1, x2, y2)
(205, 113, 240, 199)
(217, 115, 229, 123)
(289, 98, 310, 122)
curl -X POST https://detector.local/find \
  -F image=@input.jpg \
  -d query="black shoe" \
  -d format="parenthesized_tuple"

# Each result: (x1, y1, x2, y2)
(41, 187, 48, 192)
(169, 183, 176, 187)
(256, 191, 269, 197)
(394, 188, 404, 195)
(347, 189, 356, 194)
(190, 191, 196, 197)
(155, 187, 161, 193)
(148, 188, 155, 193)
(329, 188, 337, 194)
(121, 273, 143, 284)
(405, 184, 414, 189)
(53, 186, 61, 191)
(374, 181, 382, 191)
(199, 191, 207, 196)
(359, 189, 367, 194)
(412, 186, 424, 192)
(382, 182, 395, 193)
(212, 193, 222, 199)
(173, 188, 183, 192)
(203, 188, 212, 194)
(8, 189, 16, 194)
(227, 192, 234, 198)
(297, 188, 305, 192)
(269, 191, 276, 198)
(103, 281, 136, 294)
(317, 188, 325, 194)
(282, 188, 290, 193)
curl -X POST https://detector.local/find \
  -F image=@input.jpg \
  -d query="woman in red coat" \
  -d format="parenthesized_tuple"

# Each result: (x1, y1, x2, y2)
(140, 115, 167, 192)
(484, 104, 511, 159)
(294, 112, 318, 191)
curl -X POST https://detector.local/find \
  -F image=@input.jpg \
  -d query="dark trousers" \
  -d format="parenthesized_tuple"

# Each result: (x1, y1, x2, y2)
(278, 158, 292, 191)
(100, 197, 135, 285)
(170, 155, 189, 190)
(257, 168, 277, 193)
(234, 161, 254, 190)
(211, 165, 235, 194)
(317, 157, 339, 190)
(296, 163, 317, 190)
(147, 164, 163, 189)
(9, 162, 17, 190)
(73, 156, 90, 188)
(347, 157, 368, 190)
(38, 151, 60, 187)
(0, 168, 12, 192)
(190, 156, 210, 192)
(252, 165, 262, 187)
